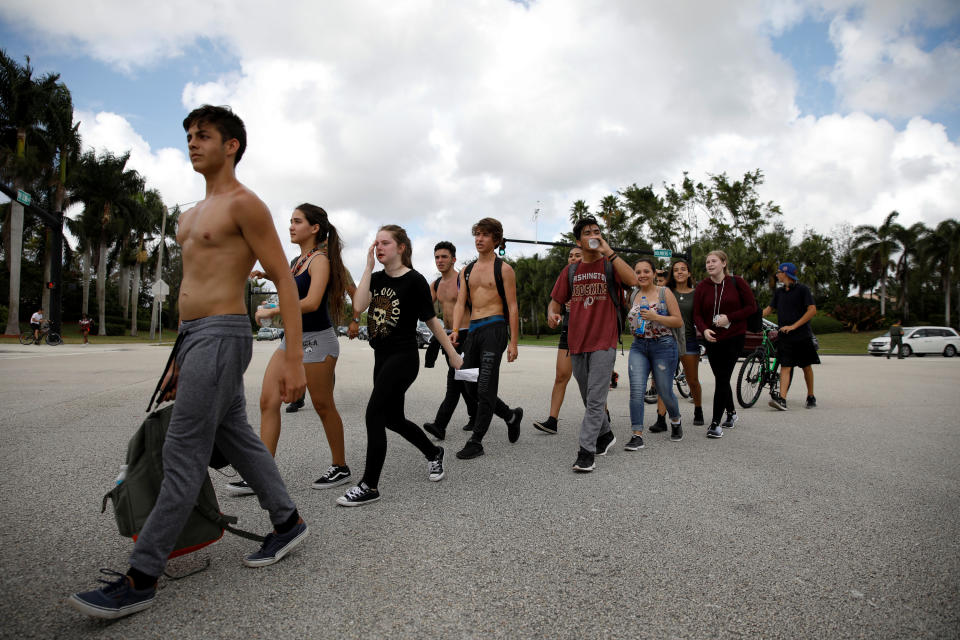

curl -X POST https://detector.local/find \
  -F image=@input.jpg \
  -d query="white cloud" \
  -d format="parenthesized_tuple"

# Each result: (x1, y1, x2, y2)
(10, 0, 957, 278)
(827, 0, 960, 119)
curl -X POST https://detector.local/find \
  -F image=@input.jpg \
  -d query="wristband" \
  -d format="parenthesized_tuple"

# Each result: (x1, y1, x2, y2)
(608, 253, 618, 262)
(353, 317, 360, 323)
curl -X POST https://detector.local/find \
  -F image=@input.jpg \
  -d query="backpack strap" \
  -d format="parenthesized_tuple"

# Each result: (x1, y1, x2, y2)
(147, 331, 186, 413)
(193, 499, 265, 543)
(493, 257, 509, 326)
(605, 259, 624, 341)
(432, 277, 441, 293)
(463, 259, 508, 322)
(463, 261, 475, 308)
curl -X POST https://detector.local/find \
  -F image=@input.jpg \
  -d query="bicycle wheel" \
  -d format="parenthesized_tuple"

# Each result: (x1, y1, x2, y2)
(19, 331, 35, 345)
(736, 350, 765, 408)
(644, 378, 658, 404)
(45, 332, 62, 346)
(675, 363, 691, 398)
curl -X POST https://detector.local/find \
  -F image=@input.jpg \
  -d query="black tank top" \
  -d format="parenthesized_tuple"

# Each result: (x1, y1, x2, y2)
(294, 259, 331, 332)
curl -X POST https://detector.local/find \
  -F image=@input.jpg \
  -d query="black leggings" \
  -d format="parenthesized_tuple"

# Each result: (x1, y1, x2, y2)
(362, 348, 440, 489)
(704, 334, 745, 425)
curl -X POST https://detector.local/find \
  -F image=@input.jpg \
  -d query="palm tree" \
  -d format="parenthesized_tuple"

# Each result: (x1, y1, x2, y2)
(568, 200, 590, 225)
(38, 82, 80, 316)
(128, 188, 165, 336)
(891, 222, 926, 321)
(73, 150, 143, 335)
(921, 219, 960, 327)
(853, 211, 903, 317)
(0, 50, 61, 335)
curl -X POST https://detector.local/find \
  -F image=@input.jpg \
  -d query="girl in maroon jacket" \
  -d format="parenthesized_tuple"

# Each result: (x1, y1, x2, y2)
(693, 250, 757, 438)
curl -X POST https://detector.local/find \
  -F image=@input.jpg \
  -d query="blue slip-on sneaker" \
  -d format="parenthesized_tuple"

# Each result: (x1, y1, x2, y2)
(243, 521, 309, 567)
(68, 569, 156, 619)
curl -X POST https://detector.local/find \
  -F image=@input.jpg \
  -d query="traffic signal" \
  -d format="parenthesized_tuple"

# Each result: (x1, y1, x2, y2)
(46, 281, 55, 289)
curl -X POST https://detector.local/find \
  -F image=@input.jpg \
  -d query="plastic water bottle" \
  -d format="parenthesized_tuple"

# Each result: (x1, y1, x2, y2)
(259, 302, 277, 328)
(636, 296, 649, 336)
(115, 464, 128, 485)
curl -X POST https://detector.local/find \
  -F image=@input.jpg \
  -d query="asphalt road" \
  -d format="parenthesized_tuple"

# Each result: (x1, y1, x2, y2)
(0, 339, 958, 639)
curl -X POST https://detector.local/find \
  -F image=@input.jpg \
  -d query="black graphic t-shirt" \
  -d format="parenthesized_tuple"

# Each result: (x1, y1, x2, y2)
(368, 269, 436, 353)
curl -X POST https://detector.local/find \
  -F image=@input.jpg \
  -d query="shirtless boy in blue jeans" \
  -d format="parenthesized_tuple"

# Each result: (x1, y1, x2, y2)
(69, 105, 308, 619)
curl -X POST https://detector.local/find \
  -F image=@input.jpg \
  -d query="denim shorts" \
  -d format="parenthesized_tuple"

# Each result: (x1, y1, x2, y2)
(683, 337, 701, 356)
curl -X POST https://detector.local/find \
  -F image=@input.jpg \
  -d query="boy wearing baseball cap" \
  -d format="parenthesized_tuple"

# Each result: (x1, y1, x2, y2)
(762, 262, 819, 410)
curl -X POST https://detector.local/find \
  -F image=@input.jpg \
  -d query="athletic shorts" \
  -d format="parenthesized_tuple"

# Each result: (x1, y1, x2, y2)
(279, 327, 339, 363)
(558, 327, 569, 352)
(777, 337, 820, 368)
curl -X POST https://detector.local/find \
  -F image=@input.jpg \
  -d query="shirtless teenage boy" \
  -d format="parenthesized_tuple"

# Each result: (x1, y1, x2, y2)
(423, 241, 475, 440)
(451, 218, 523, 460)
(70, 105, 308, 620)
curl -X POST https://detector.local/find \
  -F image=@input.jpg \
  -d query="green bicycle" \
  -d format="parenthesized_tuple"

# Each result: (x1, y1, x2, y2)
(736, 325, 781, 408)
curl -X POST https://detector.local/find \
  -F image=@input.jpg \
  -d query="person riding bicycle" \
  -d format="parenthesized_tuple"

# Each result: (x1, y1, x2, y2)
(30, 309, 44, 344)
(762, 262, 818, 410)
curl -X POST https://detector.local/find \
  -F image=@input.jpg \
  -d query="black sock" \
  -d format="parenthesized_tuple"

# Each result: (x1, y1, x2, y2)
(275, 509, 301, 535)
(126, 567, 158, 590)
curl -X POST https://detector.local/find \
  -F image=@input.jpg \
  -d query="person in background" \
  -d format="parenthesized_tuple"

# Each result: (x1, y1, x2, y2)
(763, 262, 818, 410)
(533, 246, 582, 435)
(888, 319, 905, 360)
(30, 308, 43, 344)
(660, 258, 704, 425)
(79, 313, 92, 345)
(423, 240, 476, 439)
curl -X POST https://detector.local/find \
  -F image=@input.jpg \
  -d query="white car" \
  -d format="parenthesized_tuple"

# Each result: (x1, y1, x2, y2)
(256, 327, 284, 341)
(868, 326, 959, 357)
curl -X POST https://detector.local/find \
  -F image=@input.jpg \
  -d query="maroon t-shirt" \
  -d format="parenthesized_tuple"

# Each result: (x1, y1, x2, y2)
(551, 259, 623, 355)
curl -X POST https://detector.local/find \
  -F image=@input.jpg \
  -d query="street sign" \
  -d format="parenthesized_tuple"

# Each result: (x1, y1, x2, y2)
(654, 248, 672, 258)
(152, 280, 170, 297)
(16, 190, 31, 206)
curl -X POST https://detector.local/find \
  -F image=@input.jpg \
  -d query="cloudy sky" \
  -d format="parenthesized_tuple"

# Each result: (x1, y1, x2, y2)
(1, 0, 958, 278)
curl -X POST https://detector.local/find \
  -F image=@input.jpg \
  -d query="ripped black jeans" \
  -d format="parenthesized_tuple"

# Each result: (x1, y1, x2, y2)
(461, 318, 514, 444)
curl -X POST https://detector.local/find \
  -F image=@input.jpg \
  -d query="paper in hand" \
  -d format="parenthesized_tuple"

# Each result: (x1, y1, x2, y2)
(455, 368, 479, 382)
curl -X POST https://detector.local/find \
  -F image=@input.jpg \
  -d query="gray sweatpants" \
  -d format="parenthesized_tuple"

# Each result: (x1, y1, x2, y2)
(129, 314, 297, 577)
(571, 348, 616, 453)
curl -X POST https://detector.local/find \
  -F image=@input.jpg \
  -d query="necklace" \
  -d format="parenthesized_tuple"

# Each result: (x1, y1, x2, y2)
(291, 246, 320, 275)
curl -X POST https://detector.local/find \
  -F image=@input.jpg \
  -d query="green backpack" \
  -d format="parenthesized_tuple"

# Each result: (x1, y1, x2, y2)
(101, 339, 263, 561)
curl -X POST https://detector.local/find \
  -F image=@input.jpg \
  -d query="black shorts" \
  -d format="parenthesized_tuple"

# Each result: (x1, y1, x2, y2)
(558, 327, 569, 352)
(777, 337, 820, 368)
(30, 323, 41, 332)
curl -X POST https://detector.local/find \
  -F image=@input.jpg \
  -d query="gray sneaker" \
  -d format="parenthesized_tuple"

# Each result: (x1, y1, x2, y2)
(243, 521, 309, 567)
(707, 422, 723, 438)
(722, 411, 738, 429)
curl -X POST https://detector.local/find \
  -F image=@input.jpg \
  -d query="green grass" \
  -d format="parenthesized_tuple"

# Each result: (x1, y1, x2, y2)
(812, 329, 887, 355)
(0, 322, 181, 345)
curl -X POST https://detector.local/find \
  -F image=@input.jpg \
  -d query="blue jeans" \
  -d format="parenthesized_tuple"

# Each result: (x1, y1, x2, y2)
(628, 335, 680, 430)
